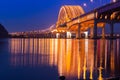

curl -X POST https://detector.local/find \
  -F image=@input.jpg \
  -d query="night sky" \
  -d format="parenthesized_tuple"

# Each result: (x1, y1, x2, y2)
(0, 0, 119, 33)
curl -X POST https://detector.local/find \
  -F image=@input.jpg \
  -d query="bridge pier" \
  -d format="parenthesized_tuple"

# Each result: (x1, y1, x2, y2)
(102, 27, 105, 39)
(90, 27, 94, 38)
(93, 21, 98, 39)
(76, 24, 81, 39)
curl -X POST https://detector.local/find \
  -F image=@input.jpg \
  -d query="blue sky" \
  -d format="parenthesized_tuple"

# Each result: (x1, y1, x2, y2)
(0, 0, 119, 33)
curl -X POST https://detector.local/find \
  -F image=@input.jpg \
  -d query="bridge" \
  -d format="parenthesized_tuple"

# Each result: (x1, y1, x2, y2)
(10, 24, 57, 38)
(56, 0, 120, 38)
(10, 1, 120, 39)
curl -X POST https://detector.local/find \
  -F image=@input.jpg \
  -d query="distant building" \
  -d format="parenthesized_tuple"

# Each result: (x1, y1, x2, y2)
(0, 24, 8, 38)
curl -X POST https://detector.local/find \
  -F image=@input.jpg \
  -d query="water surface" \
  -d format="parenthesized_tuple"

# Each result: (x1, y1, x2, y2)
(0, 38, 120, 80)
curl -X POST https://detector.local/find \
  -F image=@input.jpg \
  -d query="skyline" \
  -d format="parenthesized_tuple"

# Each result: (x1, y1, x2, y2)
(0, 0, 118, 33)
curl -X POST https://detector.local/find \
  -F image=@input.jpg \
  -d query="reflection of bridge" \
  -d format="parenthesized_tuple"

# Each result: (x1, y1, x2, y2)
(9, 38, 120, 79)
(56, 1, 120, 38)
(10, 1, 120, 38)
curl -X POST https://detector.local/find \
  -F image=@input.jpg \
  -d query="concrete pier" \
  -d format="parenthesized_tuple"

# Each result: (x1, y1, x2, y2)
(93, 21, 98, 39)
(77, 24, 81, 39)
(102, 27, 105, 38)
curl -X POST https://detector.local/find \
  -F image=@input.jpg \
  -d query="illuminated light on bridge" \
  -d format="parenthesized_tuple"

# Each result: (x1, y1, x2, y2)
(51, 29, 58, 33)
(56, 1, 120, 39)
(84, 31, 88, 38)
(57, 5, 85, 28)
(56, 5, 85, 38)
(10, 1, 120, 39)
(56, 5, 105, 38)
(56, 33, 60, 38)
(67, 32, 72, 38)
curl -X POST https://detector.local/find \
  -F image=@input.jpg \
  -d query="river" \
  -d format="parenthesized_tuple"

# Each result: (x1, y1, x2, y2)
(0, 38, 120, 80)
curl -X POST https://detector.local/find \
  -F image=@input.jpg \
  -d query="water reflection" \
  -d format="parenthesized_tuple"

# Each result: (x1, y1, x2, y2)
(9, 38, 120, 80)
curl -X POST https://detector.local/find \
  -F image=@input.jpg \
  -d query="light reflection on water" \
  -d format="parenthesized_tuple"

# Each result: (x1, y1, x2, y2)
(9, 38, 120, 80)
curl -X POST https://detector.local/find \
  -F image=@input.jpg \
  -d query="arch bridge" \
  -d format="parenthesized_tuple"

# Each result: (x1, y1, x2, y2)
(56, 1, 120, 38)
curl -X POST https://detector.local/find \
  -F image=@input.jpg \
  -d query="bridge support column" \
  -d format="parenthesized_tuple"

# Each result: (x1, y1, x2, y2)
(90, 27, 94, 38)
(110, 23, 114, 38)
(102, 27, 105, 39)
(93, 21, 98, 39)
(76, 24, 81, 39)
